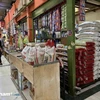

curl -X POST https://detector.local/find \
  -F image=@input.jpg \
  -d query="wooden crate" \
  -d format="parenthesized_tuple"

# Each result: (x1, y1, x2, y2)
(5, 52, 60, 100)
(9, 54, 23, 73)
(32, 63, 60, 100)
(23, 61, 34, 84)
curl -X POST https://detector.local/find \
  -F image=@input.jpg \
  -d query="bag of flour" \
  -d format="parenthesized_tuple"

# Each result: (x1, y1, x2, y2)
(36, 46, 45, 64)
(21, 46, 31, 59)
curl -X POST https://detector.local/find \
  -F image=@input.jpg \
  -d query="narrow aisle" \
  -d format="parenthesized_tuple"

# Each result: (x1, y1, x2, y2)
(0, 56, 23, 100)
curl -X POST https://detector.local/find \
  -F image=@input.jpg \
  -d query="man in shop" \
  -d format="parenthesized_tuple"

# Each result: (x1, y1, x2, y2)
(23, 31, 29, 46)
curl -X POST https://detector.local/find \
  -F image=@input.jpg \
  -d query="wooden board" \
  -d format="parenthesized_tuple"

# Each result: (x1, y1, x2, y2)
(33, 62, 60, 100)
(23, 62, 34, 84)
(4, 51, 60, 100)
(9, 54, 23, 73)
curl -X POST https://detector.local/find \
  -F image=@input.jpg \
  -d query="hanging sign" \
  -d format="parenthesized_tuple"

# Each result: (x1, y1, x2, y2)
(79, 0, 85, 21)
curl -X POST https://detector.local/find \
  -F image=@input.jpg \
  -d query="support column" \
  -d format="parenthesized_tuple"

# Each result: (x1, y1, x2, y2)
(26, 7, 34, 42)
(13, 3, 17, 24)
(66, 0, 76, 96)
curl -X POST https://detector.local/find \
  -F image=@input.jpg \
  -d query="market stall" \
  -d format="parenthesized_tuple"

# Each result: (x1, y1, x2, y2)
(4, 44, 60, 100)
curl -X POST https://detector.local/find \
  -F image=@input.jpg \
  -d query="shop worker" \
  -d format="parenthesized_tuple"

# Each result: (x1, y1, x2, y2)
(23, 31, 29, 46)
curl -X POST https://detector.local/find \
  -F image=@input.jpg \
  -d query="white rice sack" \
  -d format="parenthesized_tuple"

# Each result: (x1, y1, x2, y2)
(79, 21, 100, 28)
(79, 27, 100, 33)
(95, 52, 100, 56)
(94, 61, 100, 66)
(28, 47, 36, 63)
(77, 33, 100, 39)
(56, 44, 64, 48)
(94, 66, 98, 71)
(21, 46, 31, 58)
(93, 75, 98, 80)
(76, 38, 95, 45)
(93, 70, 98, 75)
(94, 56, 99, 61)
(98, 69, 100, 73)
(36, 46, 45, 64)
(44, 46, 56, 63)
(95, 47, 100, 52)
(24, 57, 32, 63)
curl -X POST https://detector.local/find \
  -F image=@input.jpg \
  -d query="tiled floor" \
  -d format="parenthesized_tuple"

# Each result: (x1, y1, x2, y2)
(0, 56, 23, 100)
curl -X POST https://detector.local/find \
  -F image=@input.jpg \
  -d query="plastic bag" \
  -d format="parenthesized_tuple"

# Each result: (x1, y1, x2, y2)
(44, 46, 56, 63)
(21, 46, 30, 59)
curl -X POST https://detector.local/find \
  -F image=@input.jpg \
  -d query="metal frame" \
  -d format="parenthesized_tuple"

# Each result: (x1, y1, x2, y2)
(66, 0, 76, 96)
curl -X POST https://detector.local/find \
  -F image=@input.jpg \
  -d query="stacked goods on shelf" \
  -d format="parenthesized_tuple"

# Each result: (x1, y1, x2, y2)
(61, 4, 67, 29)
(52, 8, 61, 31)
(34, 7, 62, 43)
(76, 21, 100, 86)
(76, 42, 95, 86)
(21, 41, 56, 66)
(56, 44, 68, 92)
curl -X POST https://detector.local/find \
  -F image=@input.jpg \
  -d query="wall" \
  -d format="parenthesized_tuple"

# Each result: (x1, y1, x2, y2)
(4, 0, 48, 28)
(76, 9, 100, 23)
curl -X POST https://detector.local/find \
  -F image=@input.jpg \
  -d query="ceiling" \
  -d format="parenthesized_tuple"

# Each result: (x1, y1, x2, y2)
(0, 0, 16, 21)
(75, 0, 100, 14)
(0, 0, 100, 21)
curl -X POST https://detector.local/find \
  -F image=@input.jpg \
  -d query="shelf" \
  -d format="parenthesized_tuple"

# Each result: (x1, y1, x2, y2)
(56, 52, 68, 56)
(22, 89, 32, 100)
(56, 48, 67, 51)
(61, 58, 68, 61)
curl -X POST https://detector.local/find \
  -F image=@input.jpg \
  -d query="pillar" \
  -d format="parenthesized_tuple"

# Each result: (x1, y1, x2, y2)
(26, 7, 34, 42)
(66, 0, 76, 96)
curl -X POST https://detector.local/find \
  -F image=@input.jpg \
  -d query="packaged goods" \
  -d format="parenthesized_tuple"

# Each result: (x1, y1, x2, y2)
(79, 27, 100, 33)
(21, 46, 30, 58)
(21, 42, 56, 65)
(36, 46, 45, 64)
(76, 21, 100, 83)
(79, 21, 100, 28)
(44, 46, 56, 63)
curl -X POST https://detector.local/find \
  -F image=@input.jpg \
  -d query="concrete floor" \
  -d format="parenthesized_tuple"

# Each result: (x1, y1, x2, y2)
(85, 92, 100, 100)
(0, 56, 22, 100)
(0, 56, 100, 100)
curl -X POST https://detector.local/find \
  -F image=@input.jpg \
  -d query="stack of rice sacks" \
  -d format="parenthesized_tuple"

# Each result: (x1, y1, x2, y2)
(76, 42, 95, 86)
(76, 21, 100, 86)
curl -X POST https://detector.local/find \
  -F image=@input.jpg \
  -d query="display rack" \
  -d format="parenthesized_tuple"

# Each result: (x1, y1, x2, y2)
(4, 51, 60, 100)
(56, 47, 68, 100)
